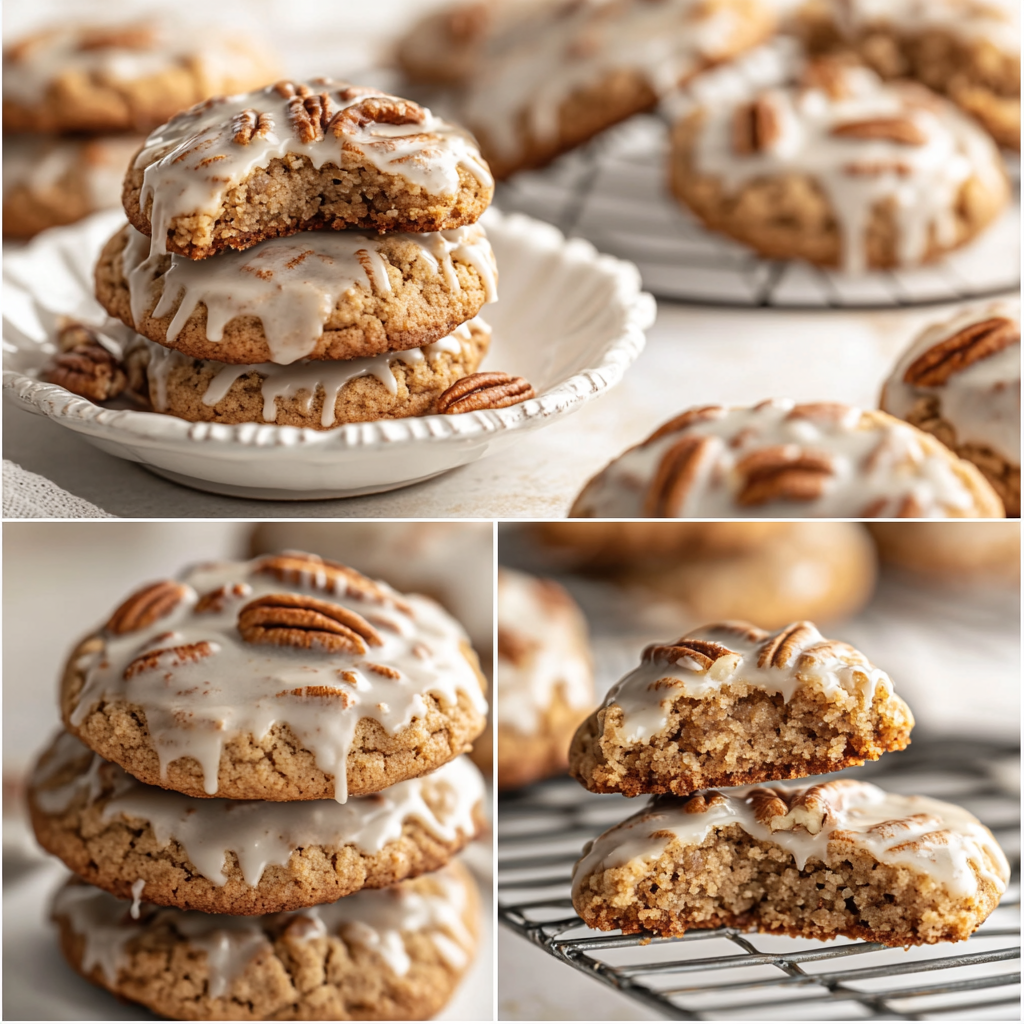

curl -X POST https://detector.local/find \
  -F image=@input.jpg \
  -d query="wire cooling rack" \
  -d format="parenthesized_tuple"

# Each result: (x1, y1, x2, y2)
(498, 737, 1021, 1020)
(494, 114, 1021, 310)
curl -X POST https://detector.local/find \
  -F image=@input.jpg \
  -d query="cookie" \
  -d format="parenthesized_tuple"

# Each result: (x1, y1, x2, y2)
(570, 399, 1006, 518)
(497, 568, 594, 791)
(572, 779, 1009, 944)
(569, 620, 914, 796)
(2, 22, 279, 135)
(30, 731, 485, 915)
(141, 317, 491, 428)
(61, 552, 488, 803)
(867, 521, 1020, 585)
(799, 0, 1020, 150)
(53, 860, 479, 1021)
(666, 46, 1009, 272)
(398, 0, 777, 179)
(2, 135, 144, 239)
(880, 302, 1020, 517)
(95, 222, 497, 365)
(123, 79, 493, 258)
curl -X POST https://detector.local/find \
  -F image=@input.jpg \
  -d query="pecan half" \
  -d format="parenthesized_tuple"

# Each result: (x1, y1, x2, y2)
(254, 553, 405, 610)
(736, 446, 833, 506)
(288, 92, 332, 143)
(756, 622, 818, 669)
(643, 435, 715, 517)
(55, 321, 100, 352)
(238, 593, 383, 654)
(435, 372, 535, 414)
(124, 641, 216, 680)
(195, 583, 252, 614)
(680, 792, 726, 815)
(733, 96, 781, 155)
(276, 686, 354, 705)
(273, 80, 312, 99)
(42, 343, 127, 402)
(106, 581, 188, 635)
(903, 317, 1019, 387)
(365, 663, 401, 679)
(785, 402, 853, 425)
(750, 788, 789, 828)
(330, 96, 426, 134)
(830, 117, 927, 145)
(232, 108, 274, 145)
(643, 638, 735, 671)
(647, 405, 723, 443)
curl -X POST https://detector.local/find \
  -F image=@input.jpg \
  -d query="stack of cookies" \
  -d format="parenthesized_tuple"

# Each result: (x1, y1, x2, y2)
(568, 621, 1010, 945)
(2, 21, 277, 239)
(27, 551, 489, 1020)
(43, 76, 539, 429)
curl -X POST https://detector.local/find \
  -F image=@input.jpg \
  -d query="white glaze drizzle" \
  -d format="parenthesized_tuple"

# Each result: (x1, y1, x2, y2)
(575, 398, 984, 517)
(129, 879, 145, 920)
(33, 733, 484, 888)
(497, 568, 593, 734)
(120, 224, 497, 365)
(882, 301, 1020, 464)
(600, 621, 894, 742)
(134, 78, 492, 257)
(67, 556, 487, 802)
(53, 862, 474, 995)
(573, 779, 1010, 901)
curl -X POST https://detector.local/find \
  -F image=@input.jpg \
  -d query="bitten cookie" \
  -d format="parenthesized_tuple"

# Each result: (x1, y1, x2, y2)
(2, 135, 144, 239)
(61, 552, 488, 802)
(497, 568, 594, 791)
(30, 731, 485, 915)
(398, 0, 777, 179)
(572, 779, 1009, 944)
(53, 861, 479, 1021)
(570, 399, 1006, 518)
(2, 22, 279, 135)
(667, 45, 1009, 272)
(880, 302, 1020, 517)
(123, 79, 493, 258)
(95, 222, 497, 364)
(141, 318, 491, 428)
(570, 620, 914, 796)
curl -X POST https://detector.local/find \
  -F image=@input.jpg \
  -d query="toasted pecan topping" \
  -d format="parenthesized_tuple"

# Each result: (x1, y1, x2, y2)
(231, 108, 274, 145)
(194, 583, 251, 614)
(644, 638, 735, 671)
(106, 581, 188, 635)
(750, 789, 789, 828)
(42, 343, 127, 403)
(647, 405, 723, 443)
(643, 435, 715, 517)
(254, 553, 405, 610)
(365, 663, 401, 679)
(124, 641, 216, 680)
(903, 317, 1019, 387)
(785, 402, 852, 425)
(680, 792, 727, 815)
(276, 685, 354, 705)
(756, 622, 819, 669)
(330, 96, 427, 133)
(238, 593, 383, 654)
(733, 96, 781, 155)
(288, 91, 332, 143)
(435, 372, 535, 414)
(736, 446, 833, 506)
(831, 117, 927, 145)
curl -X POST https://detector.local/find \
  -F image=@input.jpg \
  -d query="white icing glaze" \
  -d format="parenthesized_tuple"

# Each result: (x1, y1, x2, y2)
(573, 779, 1010, 901)
(142, 319, 483, 428)
(53, 862, 473, 995)
(882, 301, 1020, 465)
(600, 621, 894, 742)
(68, 555, 487, 802)
(134, 78, 492, 257)
(575, 398, 985, 517)
(129, 879, 145, 920)
(670, 48, 1006, 272)
(497, 568, 593, 734)
(33, 732, 484, 888)
(121, 223, 497, 365)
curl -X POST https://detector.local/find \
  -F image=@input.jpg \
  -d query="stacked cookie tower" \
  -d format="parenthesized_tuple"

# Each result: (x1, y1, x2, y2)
(28, 552, 489, 1020)
(46, 77, 537, 428)
(568, 621, 1010, 945)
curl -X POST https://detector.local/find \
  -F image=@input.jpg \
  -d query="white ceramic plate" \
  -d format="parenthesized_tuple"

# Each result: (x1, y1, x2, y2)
(3, 208, 655, 500)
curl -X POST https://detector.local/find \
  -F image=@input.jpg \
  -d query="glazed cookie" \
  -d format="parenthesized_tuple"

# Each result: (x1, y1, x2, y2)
(2, 135, 144, 239)
(95, 222, 498, 364)
(141, 318, 491, 428)
(799, 0, 1020, 150)
(399, 0, 777, 179)
(569, 620, 914, 796)
(61, 552, 488, 802)
(30, 731, 485, 915)
(880, 303, 1020, 517)
(572, 780, 1009, 944)
(666, 46, 1009, 272)
(497, 568, 594, 791)
(124, 79, 494, 258)
(2, 22, 279, 135)
(570, 399, 1006, 518)
(53, 861, 478, 1021)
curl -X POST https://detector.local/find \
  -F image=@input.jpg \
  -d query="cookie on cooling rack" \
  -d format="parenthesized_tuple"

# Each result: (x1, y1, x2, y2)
(572, 779, 1009, 944)
(497, 568, 594, 791)
(123, 80, 493, 258)
(2, 22, 278, 135)
(61, 553, 488, 802)
(95, 222, 497, 365)
(880, 302, 1020, 517)
(666, 48, 1008, 272)
(397, 0, 777, 179)
(570, 399, 1006, 518)
(798, 0, 1020, 150)
(569, 620, 914, 796)
(53, 861, 478, 1021)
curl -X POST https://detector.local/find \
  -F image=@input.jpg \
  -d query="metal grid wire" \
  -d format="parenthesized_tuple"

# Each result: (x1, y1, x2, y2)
(498, 737, 1021, 1020)
(495, 114, 1021, 310)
